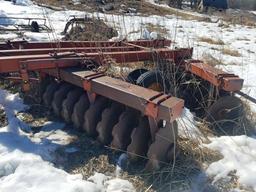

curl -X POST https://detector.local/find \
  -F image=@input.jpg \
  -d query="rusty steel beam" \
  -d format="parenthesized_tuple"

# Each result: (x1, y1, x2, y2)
(43, 67, 184, 122)
(0, 48, 193, 73)
(185, 60, 244, 92)
(5, 76, 39, 82)
(0, 39, 171, 50)
(0, 46, 139, 56)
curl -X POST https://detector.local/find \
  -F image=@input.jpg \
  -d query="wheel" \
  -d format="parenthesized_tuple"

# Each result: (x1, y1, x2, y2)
(39, 76, 52, 98)
(205, 96, 243, 132)
(136, 70, 168, 92)
(83, 96, 109, 137)
(127, 116, 151, 161)
(126, 68, 148, 84)
(96, 102, 125, 145)
(71, 94, 90, 130)
(52, 84, 73, 116)
(31, 21, 39, 32)
(42, 82, 60, 107)
(111, 108, 139, 150)
(145, 121, 178, 171)
(61, 88, 83, 123)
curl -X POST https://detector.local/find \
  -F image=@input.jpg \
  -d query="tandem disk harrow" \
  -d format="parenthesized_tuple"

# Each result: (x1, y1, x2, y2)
(0, 39, 251, 170)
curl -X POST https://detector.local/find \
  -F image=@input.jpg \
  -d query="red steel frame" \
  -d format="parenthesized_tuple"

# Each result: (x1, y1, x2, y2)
(185, 60, 244, 92)
(0, 39, 244, 128)
(0, 39, 171, 50)
(0, 39, 187, 138)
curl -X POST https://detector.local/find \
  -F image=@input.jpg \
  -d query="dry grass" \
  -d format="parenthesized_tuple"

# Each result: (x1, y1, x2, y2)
(145, 23, 169, 37)
(240, 101, 256, 135)
(236, 37, 251, 41)
(63, 17, 118, 41)
(202, 53, 222, 67)
(143, 136, 223, 191)
(198, 37, 225, 45)
(0, 106, 7, 128)
(221, 47, 241, 57)
(213, 10, 256, 27)
(34, 0, 209, 21)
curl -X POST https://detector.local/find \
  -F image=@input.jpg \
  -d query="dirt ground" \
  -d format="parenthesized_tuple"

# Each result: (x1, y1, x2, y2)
(34, 0, 206, 21)
(33, 0, 256, 27)
(14, 98, 253, 192)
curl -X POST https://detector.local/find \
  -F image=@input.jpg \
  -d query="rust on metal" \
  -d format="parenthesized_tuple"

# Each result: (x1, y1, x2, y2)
(5, 76, 39, 82)
(20, 69, 30, 91)
(0, 39, 171, 50)
(0, 46, 138, 56)
(0, 48, 193, 73)
(83, 72, 106, 92)
(185, 60, 244, 92)
(0, 39, 243, 94)
(42, 68, 184, 122)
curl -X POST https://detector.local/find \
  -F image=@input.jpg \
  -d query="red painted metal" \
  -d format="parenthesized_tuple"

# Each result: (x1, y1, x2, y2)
(0, 39, 171, 50)
(185, 60, 244, 92)
(0, 39, 244, 94)
(0, 48, 193, 73)
(42, 68, 184, 122)
(0, 46, 138, 56)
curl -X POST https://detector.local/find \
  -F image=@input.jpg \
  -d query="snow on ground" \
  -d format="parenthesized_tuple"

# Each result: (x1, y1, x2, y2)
(1, 0, 256, 191)
(0, 0, 255, 109)
(178, 108, 204, 140)
(0, 89, 135, 192)
(205, 136, 256, 191)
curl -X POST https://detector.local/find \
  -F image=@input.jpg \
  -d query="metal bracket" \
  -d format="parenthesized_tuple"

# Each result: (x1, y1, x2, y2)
(83, 72, 105, 92)
(19, 63, 30, 92)
(145, 92, 172, 142)
(83, 72, 105, 104)
(145, 92, 172, 118)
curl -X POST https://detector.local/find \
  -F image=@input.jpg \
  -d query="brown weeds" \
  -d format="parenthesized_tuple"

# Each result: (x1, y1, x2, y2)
(198, 37, 225, 45)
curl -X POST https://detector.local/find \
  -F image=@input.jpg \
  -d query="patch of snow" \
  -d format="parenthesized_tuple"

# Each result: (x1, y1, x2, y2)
(88, 173, 135, 192)
(65, 147, 79, 153)
(14, 0, 33, 6)
(105, 178, 135, 192)
(0, 89, 135, 192)
(0, 33, 18, 40)
(205, 135, 256, 191)
(178, 108, 203, 140)
(72, 0, 81, 6)
(0, 10, 14, 25)
(0, 151, 100, 192)
(88, 173, 111, 190)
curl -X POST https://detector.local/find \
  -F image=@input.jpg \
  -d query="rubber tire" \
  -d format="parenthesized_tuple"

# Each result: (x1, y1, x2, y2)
(126, 68, 148, 84)
(71, 94, 90, 130)
(83, 97, 109, 137)
(205, 96, 243, 131)
(43, 82, 60, 107)
(96, 102, 125, 145)
(31, 21, 39, 32)
(136, 70, 168, 91)
(52, 84, 73, 117)
(61, 88, 83, 123)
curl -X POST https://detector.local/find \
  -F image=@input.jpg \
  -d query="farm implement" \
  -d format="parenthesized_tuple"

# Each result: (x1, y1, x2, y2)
(0, 16, 51, 32)
(0, 39, 248, 170)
